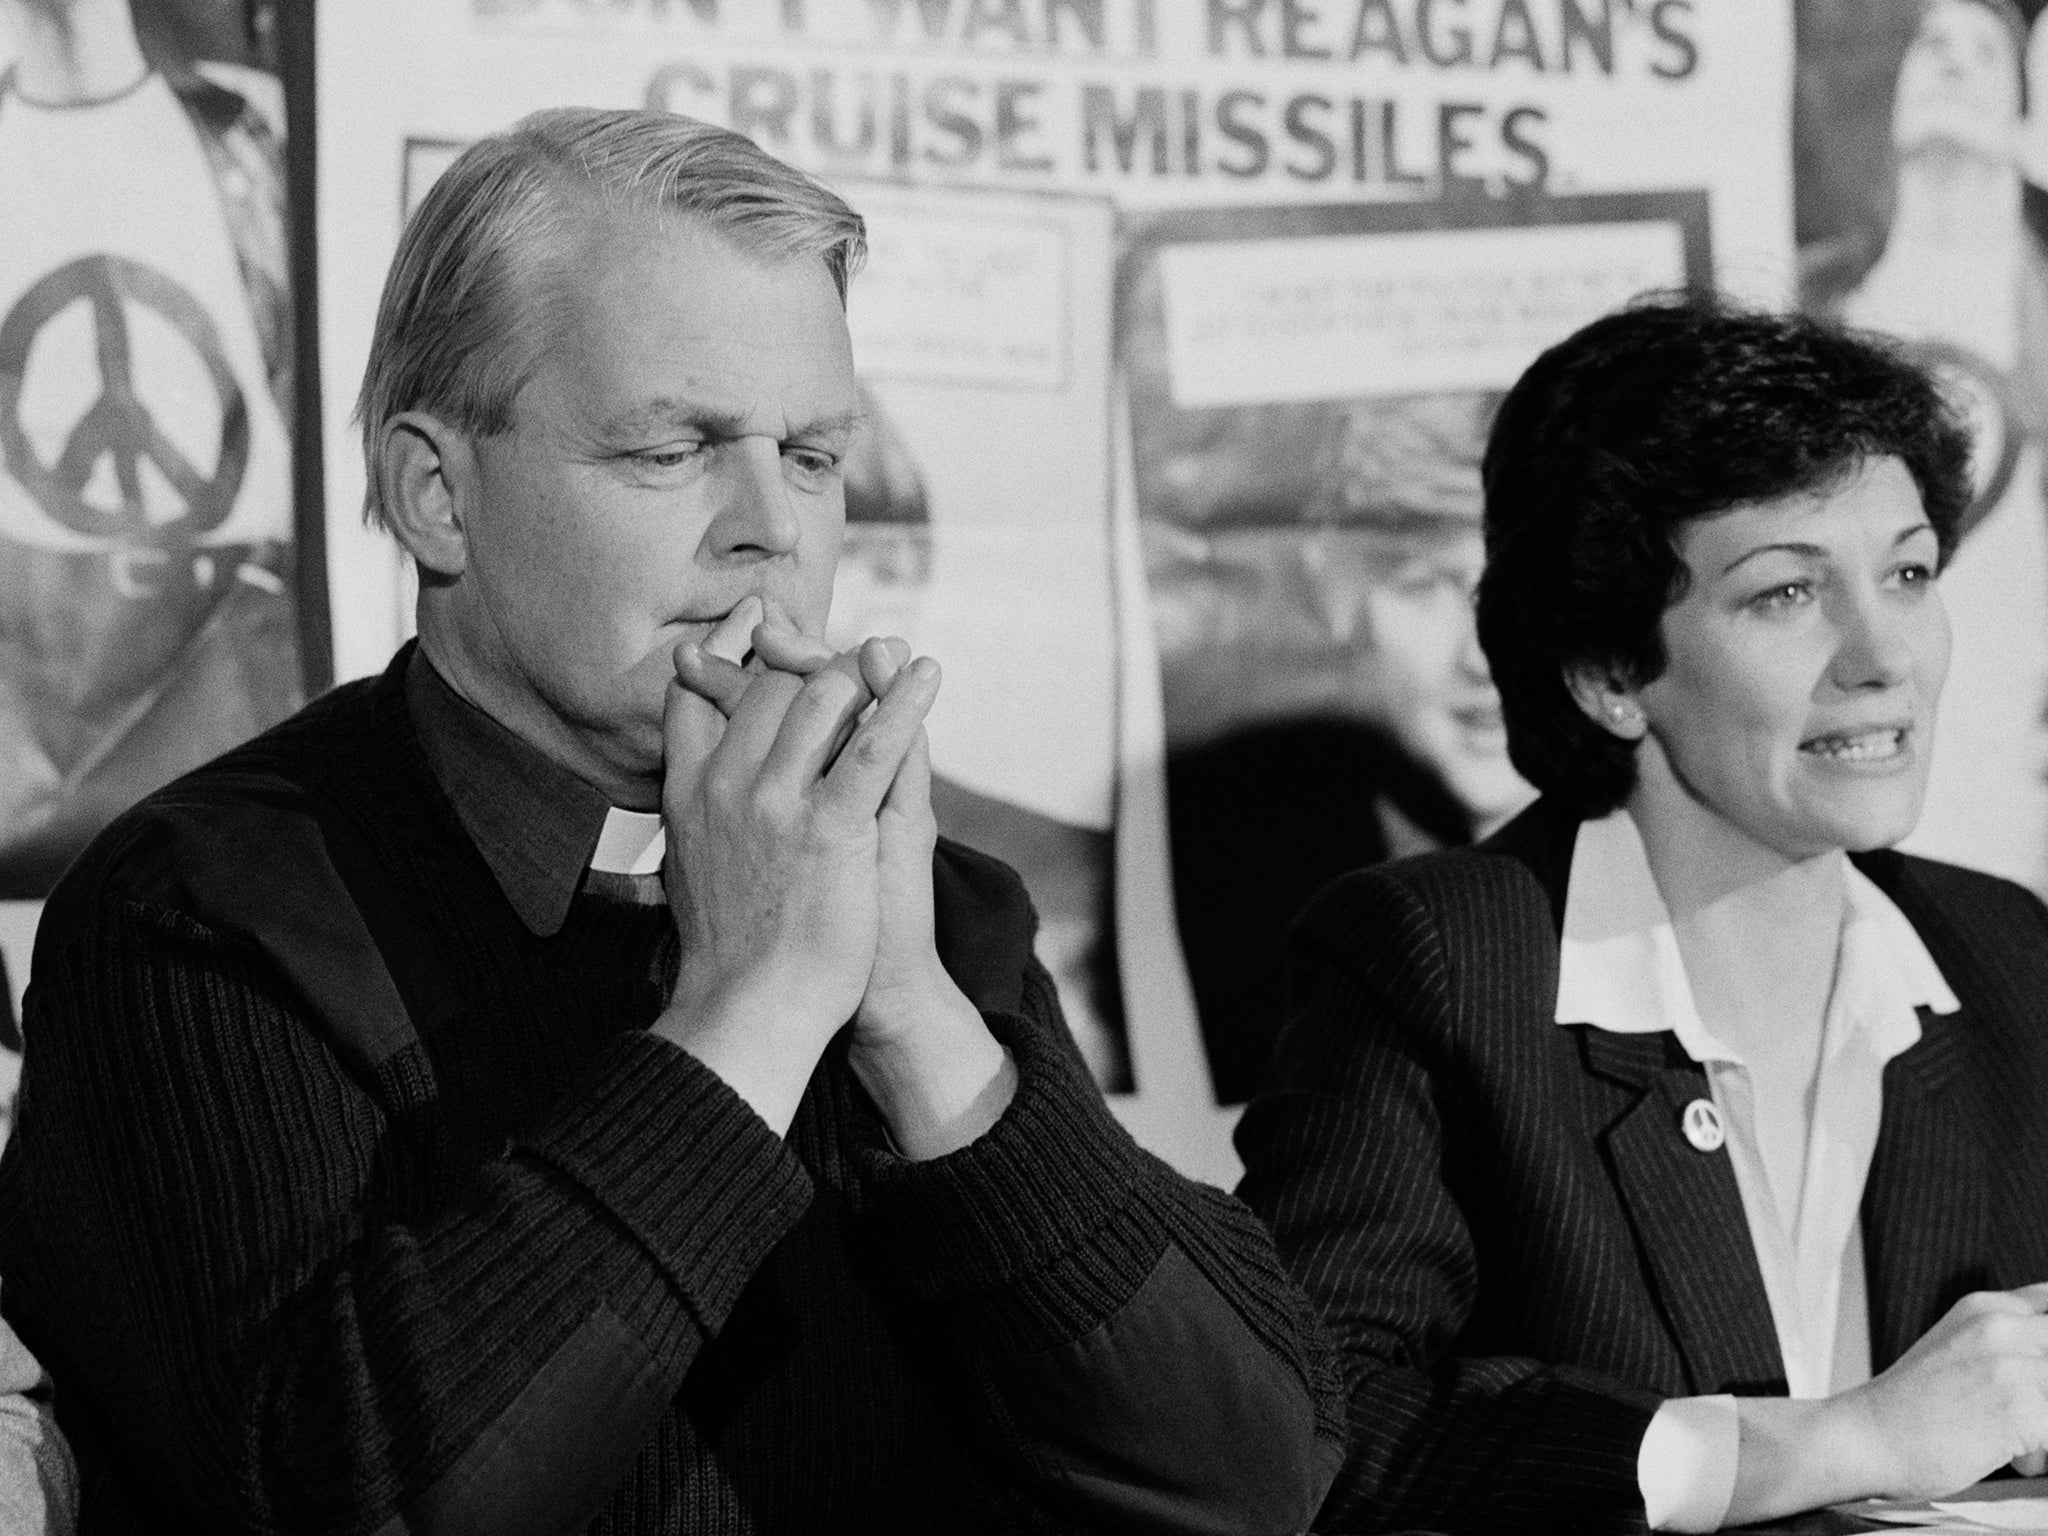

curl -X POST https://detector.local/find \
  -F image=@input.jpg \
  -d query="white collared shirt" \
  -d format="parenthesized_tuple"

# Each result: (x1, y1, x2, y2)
(592, 807, 664, 876)
(1555, 810, 1958, 1531)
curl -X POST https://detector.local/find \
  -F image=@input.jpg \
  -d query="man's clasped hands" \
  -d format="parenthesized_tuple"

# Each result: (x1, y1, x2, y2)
(648, 595, 1018, 1159)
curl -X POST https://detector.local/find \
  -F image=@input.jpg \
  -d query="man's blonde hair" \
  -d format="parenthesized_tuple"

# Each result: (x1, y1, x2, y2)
(355, 107, 866, 526)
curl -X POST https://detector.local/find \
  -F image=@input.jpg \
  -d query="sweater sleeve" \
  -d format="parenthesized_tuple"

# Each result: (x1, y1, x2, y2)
(0, 898, 812, 1536)
(850, 959, 1349, 1536)
(1234, 867, 1662, 1536)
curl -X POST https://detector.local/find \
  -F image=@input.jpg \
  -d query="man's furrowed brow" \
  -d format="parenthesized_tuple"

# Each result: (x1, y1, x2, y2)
(599, 398, 752, 441)
(793, 407, 868, 443)
(598, 400, 867, 444)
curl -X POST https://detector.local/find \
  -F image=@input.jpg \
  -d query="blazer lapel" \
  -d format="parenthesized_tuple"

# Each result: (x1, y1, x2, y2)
(1862, 1008, 1991, 1368)
(1851, 851, 1996, 1367)
(1582, 1030, 1788, 1396)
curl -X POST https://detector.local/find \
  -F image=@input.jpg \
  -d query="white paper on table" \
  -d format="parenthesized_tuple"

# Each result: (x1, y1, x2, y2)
(1931, 1501, 2048, 1531)
(1851, 1495, 2048, 1532)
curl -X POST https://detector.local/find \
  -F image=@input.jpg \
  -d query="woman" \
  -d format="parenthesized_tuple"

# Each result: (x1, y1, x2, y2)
(1236, 297, 2048, 1534)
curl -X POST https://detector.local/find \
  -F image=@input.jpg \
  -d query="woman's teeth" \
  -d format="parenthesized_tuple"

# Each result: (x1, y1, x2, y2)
(1802, 729, 1904, 762)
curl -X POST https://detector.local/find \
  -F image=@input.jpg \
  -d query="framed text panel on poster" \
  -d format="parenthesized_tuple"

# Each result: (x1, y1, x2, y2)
(1119, 189, 1710, 1110)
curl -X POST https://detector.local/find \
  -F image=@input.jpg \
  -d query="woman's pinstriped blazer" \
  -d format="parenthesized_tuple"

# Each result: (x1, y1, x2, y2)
(1236, 796, 2048, 1536)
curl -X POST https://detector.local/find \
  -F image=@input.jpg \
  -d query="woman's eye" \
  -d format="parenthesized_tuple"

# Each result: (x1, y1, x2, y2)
(1895, 561, 1936, 589)
(1750, 581, 1811, 611)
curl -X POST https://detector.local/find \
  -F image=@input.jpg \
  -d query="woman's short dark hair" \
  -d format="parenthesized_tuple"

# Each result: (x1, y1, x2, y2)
(1475, 294, 1973, 816)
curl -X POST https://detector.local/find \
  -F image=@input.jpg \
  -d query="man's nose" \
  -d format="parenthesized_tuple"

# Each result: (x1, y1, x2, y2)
(707, 439, 803, 560)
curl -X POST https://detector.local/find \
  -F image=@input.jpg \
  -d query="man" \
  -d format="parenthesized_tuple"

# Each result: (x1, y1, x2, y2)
(0, 108, 1344, 1533)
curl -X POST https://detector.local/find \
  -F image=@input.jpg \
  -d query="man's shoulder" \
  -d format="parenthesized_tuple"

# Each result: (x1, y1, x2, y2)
(32, 667, 450, 1080)
(39, 671, 402, 955)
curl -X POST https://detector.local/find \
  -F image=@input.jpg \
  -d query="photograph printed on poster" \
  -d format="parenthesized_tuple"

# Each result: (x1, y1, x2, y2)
(831, 377, 1129, 1091)
(1798, 0, 2048, 894)
(1121, 194, 1710, 1104)
(0, 0, 313, 899)
(827, 185, 1130, 1092)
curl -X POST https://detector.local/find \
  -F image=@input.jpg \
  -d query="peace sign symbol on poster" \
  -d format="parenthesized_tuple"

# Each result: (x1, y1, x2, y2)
(0, 253, 249, 546)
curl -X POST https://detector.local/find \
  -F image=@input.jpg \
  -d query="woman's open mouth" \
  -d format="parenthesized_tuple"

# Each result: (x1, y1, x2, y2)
(1799, 726, 1908, 763)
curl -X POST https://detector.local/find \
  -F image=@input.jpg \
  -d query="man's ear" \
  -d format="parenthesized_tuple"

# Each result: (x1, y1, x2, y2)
(1565, 664, 1648, 742)
(376, 411, 478, 579)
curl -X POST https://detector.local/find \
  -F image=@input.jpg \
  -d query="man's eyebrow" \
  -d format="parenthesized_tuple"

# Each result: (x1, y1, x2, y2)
(787, 407, 868, 441)
(1718, 522, 1935, 576)
(599, 399, 751, 440)
(597, 401, 867, 443)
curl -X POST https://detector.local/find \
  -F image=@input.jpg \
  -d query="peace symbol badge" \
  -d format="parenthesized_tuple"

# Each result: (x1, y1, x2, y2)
(1681, 1098, 1726, 1155)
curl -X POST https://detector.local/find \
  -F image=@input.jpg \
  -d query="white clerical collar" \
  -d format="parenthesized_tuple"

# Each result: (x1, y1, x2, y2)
(1554, 809, 1956, 1065)
(591, 807, 664, 876)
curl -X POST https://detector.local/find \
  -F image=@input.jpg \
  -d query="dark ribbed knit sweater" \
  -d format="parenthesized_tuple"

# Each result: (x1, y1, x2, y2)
(0, 649, 1347, 1535)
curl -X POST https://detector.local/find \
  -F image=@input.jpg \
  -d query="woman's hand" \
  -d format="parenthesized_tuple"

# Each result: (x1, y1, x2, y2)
(1839, 1284, 2048, 1497)
(1725, 1284, 2048, 1528)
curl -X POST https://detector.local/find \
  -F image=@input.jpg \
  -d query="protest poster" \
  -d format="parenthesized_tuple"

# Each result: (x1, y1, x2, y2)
(0, 0, 322, 1135)
(317, 0, 1794, 1178)
(0, 0, 322, 901)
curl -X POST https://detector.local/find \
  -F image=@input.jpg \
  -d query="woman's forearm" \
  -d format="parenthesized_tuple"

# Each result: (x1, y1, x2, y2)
(1723, 1395, 1890, 1528)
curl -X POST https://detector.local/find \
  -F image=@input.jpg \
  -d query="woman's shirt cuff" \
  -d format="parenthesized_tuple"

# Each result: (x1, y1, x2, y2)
(1639, 1394, 1739, 1532)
